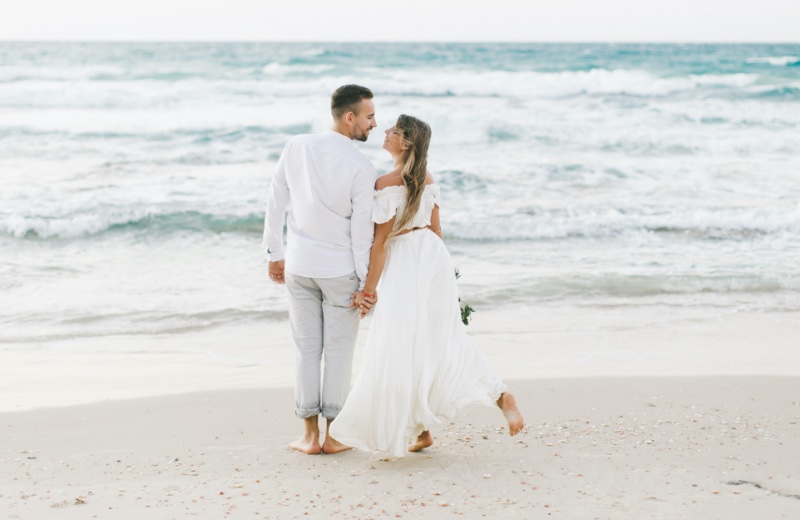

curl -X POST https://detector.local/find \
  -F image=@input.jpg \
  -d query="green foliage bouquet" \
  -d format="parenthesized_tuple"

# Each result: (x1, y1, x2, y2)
(455, 268, 475, 325)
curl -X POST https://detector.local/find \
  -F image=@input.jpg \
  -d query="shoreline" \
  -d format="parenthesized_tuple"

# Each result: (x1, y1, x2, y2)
(2, 306, 799, 412)
(3, 305, 799, 517)
(3, 376, 799, 518)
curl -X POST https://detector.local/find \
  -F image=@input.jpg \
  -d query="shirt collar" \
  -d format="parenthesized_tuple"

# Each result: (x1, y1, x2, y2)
(324, 129, 353, 143)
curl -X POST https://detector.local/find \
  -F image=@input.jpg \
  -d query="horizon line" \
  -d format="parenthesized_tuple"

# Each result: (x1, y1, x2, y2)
(1, 39, 799, 45)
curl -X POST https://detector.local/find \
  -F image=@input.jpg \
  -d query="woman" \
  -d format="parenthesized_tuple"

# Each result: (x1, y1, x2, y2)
(329, 115, 524, 458)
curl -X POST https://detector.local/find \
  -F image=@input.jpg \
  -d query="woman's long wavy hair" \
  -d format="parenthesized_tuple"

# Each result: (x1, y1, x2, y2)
(389, 114, 432, 239)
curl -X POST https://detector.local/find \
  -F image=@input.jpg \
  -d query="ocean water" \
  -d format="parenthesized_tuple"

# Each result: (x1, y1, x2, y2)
(1, 42, 799, 344)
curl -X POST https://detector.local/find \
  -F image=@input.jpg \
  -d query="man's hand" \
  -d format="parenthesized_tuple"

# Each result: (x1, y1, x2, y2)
(351, 290, 378, 319)
(268, 260, 285, 284)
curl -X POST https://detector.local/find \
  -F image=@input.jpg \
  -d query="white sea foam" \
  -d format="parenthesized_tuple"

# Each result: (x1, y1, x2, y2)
(744, 82, 800, 98)
(446, 204, 800, 241)
(0, 65, 127, 82)
(261, 62, 284, 74)
(688, 73, 757, 88)
(312, 69, 759, 99)
(0, 69, 762, 109)
(492, 273, 800, 301)
(746, 56, 800, 67)
(299, 47, 326, 57)
(261, 62, 334, 75)
(4, 202, 798, 242)
(0, 211, 148, 239)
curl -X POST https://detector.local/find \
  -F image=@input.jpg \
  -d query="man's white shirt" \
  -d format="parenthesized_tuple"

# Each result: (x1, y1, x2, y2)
(263, 130, 376, 288)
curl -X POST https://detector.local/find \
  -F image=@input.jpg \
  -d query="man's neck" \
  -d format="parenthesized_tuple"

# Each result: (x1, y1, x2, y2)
(330, 124, 352, 140)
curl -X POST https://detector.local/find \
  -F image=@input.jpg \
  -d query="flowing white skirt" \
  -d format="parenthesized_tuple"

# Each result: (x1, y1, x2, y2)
(329, 229, 508, 457)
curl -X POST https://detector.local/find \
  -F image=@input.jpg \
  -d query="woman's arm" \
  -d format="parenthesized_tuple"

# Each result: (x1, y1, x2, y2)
(364, 218, 394, 294)
(429, 203, 443, 241)
(425, 174, 443, 241)
(354, 217, 395, 317)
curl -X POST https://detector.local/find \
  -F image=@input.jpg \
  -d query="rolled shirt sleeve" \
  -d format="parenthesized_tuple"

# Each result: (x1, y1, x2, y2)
(262, 143, 291, 262)
(350, 165, 376, 289)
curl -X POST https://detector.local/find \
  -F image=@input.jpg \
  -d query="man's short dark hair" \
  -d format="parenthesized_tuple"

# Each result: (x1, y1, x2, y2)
(331, 85, 373, 119)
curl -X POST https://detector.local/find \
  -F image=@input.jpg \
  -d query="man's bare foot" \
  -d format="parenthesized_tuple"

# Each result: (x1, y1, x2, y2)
(290, 436, 321, 454)
(321, 436, 352, 454)
(497, 392, 525, 436)
(408, 430, 434, 452)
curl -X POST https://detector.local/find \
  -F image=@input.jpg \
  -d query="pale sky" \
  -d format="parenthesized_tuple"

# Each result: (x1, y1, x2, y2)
(2, 0, 798, 42)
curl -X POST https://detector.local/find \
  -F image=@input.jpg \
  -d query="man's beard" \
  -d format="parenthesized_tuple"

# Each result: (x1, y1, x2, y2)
(354, 128, 369, 142)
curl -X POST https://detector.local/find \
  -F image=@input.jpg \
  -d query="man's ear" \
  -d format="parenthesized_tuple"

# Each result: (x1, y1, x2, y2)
(344, 111, 354, 125)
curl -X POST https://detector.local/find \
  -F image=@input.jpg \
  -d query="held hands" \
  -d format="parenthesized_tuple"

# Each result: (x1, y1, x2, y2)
(268, 260, 285, 284)
(351, 290, 378, 319)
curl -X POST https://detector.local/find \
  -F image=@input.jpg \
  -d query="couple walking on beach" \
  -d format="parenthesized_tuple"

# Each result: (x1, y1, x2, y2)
(263, 85, 524, 458)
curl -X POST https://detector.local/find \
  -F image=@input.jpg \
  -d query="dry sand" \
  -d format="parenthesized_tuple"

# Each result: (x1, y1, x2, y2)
(3, 377, 799, 519)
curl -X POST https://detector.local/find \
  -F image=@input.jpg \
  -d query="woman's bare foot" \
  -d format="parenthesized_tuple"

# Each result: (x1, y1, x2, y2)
(497, 392, 525, 436)
(321, 436, 352, 454)
(290, 435, 322, 454)
(408, 430, 434, 452)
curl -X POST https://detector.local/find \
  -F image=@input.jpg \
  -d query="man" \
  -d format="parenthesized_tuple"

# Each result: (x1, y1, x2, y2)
(263, 85, 377, 454)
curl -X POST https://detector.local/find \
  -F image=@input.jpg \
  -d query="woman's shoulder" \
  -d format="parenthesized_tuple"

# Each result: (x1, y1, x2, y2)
(374, 171, 402, 190)
(374, 172, 405, 197)
(423, 174, 441, 204)
(421, 173, 438, 193)
(374, 172, 437, 195)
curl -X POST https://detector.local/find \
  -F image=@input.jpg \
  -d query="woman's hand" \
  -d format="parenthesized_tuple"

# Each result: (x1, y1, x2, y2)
(351, 290, 378, 319)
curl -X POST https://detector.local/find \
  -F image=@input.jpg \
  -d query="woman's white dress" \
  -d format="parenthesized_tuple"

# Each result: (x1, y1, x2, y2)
(329, 184, 507, 458)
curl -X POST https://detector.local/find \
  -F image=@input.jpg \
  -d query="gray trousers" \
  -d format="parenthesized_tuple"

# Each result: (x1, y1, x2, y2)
(285, 271, 360, 419)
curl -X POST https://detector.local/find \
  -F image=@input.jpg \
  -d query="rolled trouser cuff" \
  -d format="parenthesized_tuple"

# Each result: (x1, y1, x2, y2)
(295, 406, 321, 419)
(321, 406, 341, 419)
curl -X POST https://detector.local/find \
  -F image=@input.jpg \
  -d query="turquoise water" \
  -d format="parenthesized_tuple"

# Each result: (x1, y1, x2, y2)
(1, 42, 799, 342)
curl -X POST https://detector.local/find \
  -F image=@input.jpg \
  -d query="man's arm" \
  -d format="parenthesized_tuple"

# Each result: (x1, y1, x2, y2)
(350, 165, 376, 290)
(263, 143, 291, 282)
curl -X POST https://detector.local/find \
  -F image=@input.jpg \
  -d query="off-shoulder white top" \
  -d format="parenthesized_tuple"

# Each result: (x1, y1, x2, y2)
(372, 184, 442, 230)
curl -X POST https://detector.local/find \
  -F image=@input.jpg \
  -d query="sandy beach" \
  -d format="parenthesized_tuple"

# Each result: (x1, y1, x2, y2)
(3, 308, 800, 518)
(3, 376, 800, 519)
